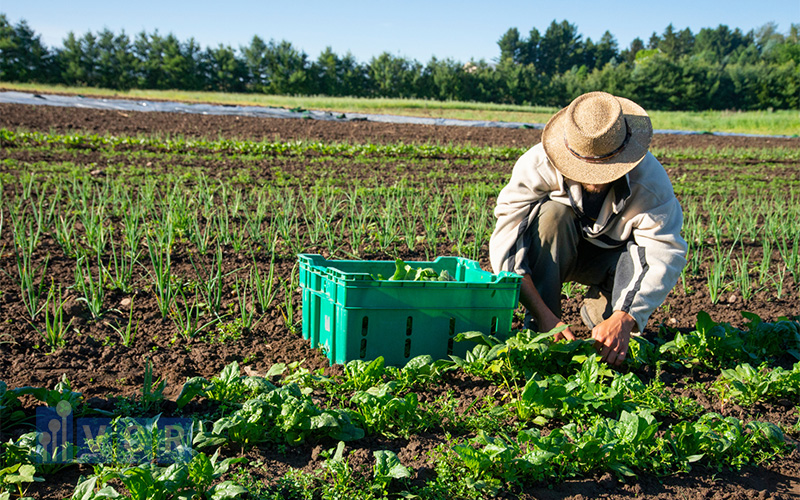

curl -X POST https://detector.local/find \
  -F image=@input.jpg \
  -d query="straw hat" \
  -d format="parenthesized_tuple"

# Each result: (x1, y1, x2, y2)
(542, 91, 653, 184)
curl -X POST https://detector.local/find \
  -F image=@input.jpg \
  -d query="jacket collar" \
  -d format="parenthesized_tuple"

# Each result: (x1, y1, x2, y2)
(563, 174, 631, 235)
(563, 174, 631, 214)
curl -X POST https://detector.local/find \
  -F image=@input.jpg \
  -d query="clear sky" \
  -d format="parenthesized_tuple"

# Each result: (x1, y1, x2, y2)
(3, 1, 799, 63)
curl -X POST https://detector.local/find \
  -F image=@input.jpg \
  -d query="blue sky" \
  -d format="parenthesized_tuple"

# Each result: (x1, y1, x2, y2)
(3, 1, 799, 63)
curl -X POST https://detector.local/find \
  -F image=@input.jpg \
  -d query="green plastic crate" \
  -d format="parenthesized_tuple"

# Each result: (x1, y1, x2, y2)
(298, 254, 522, 366)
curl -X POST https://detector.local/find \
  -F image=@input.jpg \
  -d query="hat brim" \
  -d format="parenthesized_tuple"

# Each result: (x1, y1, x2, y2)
(542, 96, 653, 184)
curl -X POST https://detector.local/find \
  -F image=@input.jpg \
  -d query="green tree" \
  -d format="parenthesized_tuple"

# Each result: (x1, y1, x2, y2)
(658, 24, 680, 59)
(311, 46, 367, 96)
(132, 31, 165, 88)
(498, 27, 524, 63)
(538, 20, 583, 75)
(656, 24, 695, 60)
(424, 57, 461, 100)
(59, 31, 90, 85)
(521, 27, 543, 67)
(241, 35, 269, 92)
(584, 61, 634, 97)
(620, 37, 645, 64)
(594, 31, 619, 69)
(179, 38, 205, 90)
(693, 25, 752, 62)
(581, 38, 598, 70)
(261, 39, 310, 94)
(628, 51, 683, 110)
(95, 29, 136, 89)
(496, 59, 542, 104)
(367, 52, 423, 98)
(202, 44, 247, 92)
(0, 14, 54, 82)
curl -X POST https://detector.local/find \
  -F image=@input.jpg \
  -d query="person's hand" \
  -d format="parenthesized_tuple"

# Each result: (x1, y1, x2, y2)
(518, 274, 575, 341)
(591, 310, 636, 366)
(538, 314, 576, 342)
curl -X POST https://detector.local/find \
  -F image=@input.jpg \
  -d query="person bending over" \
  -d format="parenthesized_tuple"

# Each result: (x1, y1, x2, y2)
(489, 91, 687, 366)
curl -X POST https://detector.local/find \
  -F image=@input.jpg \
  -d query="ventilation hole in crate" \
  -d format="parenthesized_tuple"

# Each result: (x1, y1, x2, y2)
(406, 316, 413, 336)
(490, 316, 498, 335)
(361, 316, 369, 336)
(447, 337, 454, 356)
(360, 338, 367, 358)
(404, 338, 411, 358)
(449, 317, 456, 336)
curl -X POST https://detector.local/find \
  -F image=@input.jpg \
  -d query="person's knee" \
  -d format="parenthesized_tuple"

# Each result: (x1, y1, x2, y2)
(535, 201, 578, 246)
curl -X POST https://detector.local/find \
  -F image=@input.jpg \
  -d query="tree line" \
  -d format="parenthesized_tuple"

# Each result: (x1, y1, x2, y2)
(1, 13, 798, 111)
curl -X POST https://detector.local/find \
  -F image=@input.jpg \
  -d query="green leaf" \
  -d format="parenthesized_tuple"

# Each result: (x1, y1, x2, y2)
(0, 463, 21, 476)
(455, 331, 499, 347)
(609, 461, 637, 477)
(265, 363, 287, 378)
(310, 412, 339, 431)
(4, 464, 42, 485)
(242, 377, 275, 395)
(71, 477, 99, 500)
(453, 444, 489, 471)
(18, 464, 40, 483)
(332, 441, 346, 462)
(532, 415, 549, 426)
(9, 386, 48, 402)
(617, 410, 640, 442)
(94, 487, 121, 499)
(209, 481, 247, 499)
(188, 452, 214, 488)
(193, 430, 229, 449)
(403, 355, 433, 371)
(217, 361, 241, 385)
(158, 463, 188, 488)
(176, 377, 209, 408)
(390, 259, 407, 280)
(373, 450, 411, 480)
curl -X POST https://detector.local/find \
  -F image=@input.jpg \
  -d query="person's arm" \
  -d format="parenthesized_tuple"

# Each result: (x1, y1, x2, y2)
(519, 274, 575, 341)
(594, 173, 687, 365)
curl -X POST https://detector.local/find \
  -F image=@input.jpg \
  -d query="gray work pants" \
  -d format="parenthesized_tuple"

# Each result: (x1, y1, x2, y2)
(526, 201, 625, 319)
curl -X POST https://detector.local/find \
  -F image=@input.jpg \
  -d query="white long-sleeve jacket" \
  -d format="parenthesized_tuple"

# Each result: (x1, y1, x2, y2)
(489, 143, 688, 331)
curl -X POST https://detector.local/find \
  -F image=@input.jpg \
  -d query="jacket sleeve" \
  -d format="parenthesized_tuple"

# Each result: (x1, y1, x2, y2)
(611, 194, 688, 332)
(489, 145, 556, 275)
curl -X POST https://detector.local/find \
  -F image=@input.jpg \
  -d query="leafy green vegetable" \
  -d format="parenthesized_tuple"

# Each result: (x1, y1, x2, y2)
(71, 450, 246, 500)
(197, 383, 364, 447)
(385, 259, 454, 281)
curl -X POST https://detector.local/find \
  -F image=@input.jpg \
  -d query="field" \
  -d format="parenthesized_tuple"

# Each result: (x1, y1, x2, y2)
(0, 100, 799, 499)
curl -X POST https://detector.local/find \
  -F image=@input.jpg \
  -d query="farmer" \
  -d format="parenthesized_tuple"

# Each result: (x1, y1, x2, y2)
(489, 91, 687, 366)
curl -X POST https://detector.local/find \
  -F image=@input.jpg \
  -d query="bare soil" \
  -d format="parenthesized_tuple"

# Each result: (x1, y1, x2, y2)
(1, 101, 799, 499)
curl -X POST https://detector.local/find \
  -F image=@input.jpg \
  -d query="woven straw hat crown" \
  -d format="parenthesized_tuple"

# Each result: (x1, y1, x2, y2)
(542, 91, 653, 184)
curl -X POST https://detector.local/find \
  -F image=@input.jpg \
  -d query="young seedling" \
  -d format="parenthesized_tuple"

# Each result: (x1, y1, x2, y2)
(101, 235, 140, 294)
(106, 296, 139, 347)
(280, 264, 300, 334)
(145, 228, 176, 318)
(235, 273, 263, 332)
(28, 282, 73, 352)
(74, 251, 105, 318)
(251, 250, 278, 314)
(171, 287, 221, 340)
(141, 358, 166, 413)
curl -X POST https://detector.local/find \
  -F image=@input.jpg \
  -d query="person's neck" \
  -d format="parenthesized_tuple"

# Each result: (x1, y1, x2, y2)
(580, 183, 611, 221)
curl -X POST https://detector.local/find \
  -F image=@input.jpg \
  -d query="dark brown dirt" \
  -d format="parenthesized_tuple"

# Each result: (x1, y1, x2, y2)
(2, 101, 799, 149)
(1, 101, 799, 500)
